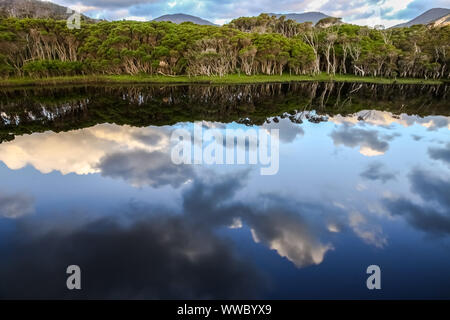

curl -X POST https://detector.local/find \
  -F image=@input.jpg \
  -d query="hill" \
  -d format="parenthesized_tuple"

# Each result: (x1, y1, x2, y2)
(152, 13, 215, 25)
(392, 8, 450, 28)
(0, 0, 95, 21)
(266, 12, 331, 24)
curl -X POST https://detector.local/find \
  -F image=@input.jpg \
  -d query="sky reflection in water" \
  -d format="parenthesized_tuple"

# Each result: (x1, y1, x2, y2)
(0, 88, 449, 299)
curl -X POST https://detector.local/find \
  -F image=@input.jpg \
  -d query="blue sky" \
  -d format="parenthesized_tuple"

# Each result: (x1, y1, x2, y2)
(50, 0, 449, 27)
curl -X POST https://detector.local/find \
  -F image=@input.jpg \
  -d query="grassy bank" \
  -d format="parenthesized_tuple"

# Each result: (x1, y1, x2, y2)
(0, 73, 444, 87)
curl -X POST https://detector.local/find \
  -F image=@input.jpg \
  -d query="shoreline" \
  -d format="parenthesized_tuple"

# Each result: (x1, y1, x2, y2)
(0, 74, 445, 88)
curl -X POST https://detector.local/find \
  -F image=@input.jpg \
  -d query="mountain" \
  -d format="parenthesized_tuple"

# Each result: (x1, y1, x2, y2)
(266, 12, 331, 24)
(0, 0, 96, 21)
(153, 13, 216, 25)
(392, 8, 450, 28)
(428, 13, 450, 27)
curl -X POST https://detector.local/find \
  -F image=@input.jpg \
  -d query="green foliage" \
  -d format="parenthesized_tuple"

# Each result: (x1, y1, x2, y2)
(23, 60, 84, 77)
(0, 16, 448, 79)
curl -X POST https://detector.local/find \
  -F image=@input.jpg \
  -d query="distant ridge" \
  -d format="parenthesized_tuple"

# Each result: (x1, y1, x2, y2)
(153, 13, 216, 25)
(0, 0, 96, 21)
(266, 12, 332, 24)
(392, 8, 450, 28)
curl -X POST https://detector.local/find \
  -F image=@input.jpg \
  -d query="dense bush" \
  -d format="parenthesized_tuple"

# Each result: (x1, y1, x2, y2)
(0, 15, 448, 79)
(23, 60, 84, 77)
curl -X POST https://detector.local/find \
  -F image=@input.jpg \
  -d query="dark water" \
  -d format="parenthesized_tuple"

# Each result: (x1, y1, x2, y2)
(0, 82, 449, 299)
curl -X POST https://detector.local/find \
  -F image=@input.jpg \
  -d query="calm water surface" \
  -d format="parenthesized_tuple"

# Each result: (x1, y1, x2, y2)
(0, 82, 449, 299)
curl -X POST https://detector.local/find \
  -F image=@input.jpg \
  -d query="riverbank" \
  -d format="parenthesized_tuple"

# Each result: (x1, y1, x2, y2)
(0, 74, 444, 87)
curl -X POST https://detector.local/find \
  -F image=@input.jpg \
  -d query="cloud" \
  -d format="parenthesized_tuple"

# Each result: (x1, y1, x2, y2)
(97, 150, 195, 188)
(329, 111, 450, 131)
(385, 197, 450, 236)
(0, 123, 172, 175)
(181, 173, 334, 268)
(0, 121, 290, 188)
(0, 151, 399, 298)
(245, 209, 332, 267)
(263, 118, 304, 143)
(384, 169, 450, 237)
(360, 162, 396, 183)
(3, 170, 342, 297)
(428, 143, 450, 167)
(0, 192, 34, 219)
(330, 125, 396, 156)
(49, 0, 435, 27)
(61, 0, 158, 10)
(0, 123, 198, 189)
(409, 169, 450, 209)
(349, 211, 387, 248)
(0, 170, 336, 298)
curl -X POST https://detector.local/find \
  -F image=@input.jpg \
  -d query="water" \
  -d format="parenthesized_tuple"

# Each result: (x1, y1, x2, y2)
(0, 82, 449, 299)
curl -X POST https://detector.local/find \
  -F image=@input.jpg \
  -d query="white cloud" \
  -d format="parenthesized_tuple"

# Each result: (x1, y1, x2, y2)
(329, 111, 450, 131)
(248, 212, 333, 268)
(0, 124, 171, 175)
(381, 0, 415, 16)
(67, 3, 98, 13)
(0, 192, 34, 219)
(349, 211, 387, 247)
(213, 18, 231, 25)
(124, 16, 148, 21)
(359, 146, 385, 157)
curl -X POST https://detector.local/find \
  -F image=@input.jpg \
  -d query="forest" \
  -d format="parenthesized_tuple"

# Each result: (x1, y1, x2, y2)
(0, 14, 448, 80)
